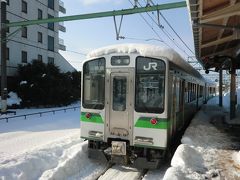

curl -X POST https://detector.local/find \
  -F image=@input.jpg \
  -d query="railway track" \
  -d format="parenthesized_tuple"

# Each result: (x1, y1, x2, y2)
(96, 164, 148, 180)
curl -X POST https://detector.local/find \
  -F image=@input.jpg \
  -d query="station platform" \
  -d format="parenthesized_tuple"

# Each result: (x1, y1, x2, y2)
(163, 95, 240, 179)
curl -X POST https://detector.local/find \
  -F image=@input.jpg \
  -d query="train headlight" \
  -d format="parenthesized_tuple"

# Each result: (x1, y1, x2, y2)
(150, 118, 158, 125)
(85, 113, 91, 119)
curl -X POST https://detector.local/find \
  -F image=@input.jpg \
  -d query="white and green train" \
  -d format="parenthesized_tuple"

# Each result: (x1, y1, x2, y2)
(80, 44, 216, 169)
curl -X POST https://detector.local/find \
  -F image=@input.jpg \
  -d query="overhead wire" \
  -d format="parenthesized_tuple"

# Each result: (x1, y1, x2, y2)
(149, 0, 195, 55)
(136, 1, 191, 58)
(127, 0, 171, 48)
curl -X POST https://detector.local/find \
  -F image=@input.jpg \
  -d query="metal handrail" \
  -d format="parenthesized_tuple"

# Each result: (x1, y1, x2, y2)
(0, 106, 80, 123)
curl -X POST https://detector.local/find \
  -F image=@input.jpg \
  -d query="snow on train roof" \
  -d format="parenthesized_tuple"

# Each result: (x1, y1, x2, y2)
(87, 43, 203, 80)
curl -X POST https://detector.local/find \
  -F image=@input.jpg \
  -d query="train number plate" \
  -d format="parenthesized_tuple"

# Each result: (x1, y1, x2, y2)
(111, 141, 126, 156)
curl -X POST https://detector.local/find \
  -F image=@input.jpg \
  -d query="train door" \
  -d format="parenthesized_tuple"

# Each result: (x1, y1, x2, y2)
(108, 70, 133, 140)
(175, 77, 180, 130)
(175, 77, 185, 131)
(170, 76, 177, 135)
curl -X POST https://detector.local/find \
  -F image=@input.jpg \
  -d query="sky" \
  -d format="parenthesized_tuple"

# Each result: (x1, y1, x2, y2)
(59, 0, 195, 71)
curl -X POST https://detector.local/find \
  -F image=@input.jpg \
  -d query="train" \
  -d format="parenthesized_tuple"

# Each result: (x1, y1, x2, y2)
(80, 44, 216, 169)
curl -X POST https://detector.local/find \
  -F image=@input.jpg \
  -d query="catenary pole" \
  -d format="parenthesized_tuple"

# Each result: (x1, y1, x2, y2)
(1, 0, 7, 113)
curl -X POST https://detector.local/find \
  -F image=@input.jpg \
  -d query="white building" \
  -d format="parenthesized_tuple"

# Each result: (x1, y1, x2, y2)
(0, 0, 75, 78)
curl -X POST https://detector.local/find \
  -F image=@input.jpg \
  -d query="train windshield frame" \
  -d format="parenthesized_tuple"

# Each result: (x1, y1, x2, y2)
(82, 58, 105, 110)
(135, 56, 166, 113)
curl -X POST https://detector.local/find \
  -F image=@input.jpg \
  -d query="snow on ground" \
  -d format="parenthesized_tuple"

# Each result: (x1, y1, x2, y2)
(98, 165, 142, 180)
(1, 88, 239, 179)
(0, 102, 108, 180)
(143, 164, 168, 180)
(163, 93, 240, 179)
(0, 103, 80, 161)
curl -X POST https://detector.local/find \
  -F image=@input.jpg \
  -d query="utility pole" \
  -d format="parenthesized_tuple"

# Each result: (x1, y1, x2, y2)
(1, 0, 7, 113)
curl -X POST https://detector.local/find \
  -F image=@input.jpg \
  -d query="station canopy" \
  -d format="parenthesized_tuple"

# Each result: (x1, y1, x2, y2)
(187, 0, 240, 70)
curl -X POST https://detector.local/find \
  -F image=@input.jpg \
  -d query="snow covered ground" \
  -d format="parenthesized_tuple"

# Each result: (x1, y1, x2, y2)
(0, 88, 240, 179)
(0, 102, 110, 179)
(163, 88, 240, 180)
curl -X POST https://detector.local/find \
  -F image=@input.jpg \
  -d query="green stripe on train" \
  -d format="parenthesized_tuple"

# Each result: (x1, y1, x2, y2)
(81, 112, 104, 124)
(135, 117, 168, 129)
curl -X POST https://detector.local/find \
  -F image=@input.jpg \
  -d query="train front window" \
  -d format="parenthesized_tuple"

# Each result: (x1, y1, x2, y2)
(135, 57, 165, 113)
(83, 58, 105, 109)
(112, 76, 127, 111)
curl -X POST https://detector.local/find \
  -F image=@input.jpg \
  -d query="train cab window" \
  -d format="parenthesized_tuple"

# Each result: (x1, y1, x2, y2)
(135, 57, 165, 113)
(83, 58, 105, 109)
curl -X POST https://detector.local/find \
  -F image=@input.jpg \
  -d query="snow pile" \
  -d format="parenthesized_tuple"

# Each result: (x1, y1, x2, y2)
(0, 135, 82, 179)
(163, 167, 187, 180)
(40, 141, 107, 180)
(222, 87, 240, 108)
(163, 144, 206, 180)
(0, 137, 107, 180)
(163, 101, 240, 179)
(0, 91, 22, 108)
(20, 81, 27, 85)
(181, 110, 231, 149)
(7, 92, 22, 106)
(232, 151, 240, 166)
(0, 103, 109, 179)
(171, 144, 205, 172)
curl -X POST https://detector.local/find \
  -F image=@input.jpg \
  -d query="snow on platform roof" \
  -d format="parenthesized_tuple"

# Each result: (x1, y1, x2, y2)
(87, 43, 204, 80)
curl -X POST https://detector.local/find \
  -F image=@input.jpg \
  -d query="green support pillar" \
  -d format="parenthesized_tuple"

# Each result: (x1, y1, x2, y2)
(6, 1, 186, 28)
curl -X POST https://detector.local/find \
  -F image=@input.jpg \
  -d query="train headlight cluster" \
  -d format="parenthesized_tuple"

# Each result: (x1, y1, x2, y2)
(150, 118, 158, 125)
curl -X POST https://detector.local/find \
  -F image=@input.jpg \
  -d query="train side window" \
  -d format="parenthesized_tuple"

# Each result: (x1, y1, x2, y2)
(185, 83, 188, 103)
(135, 56, 165, 113)
(193, 84, 196, 101)
(188, 82, 191, 102)
(83, 58, 105, 109)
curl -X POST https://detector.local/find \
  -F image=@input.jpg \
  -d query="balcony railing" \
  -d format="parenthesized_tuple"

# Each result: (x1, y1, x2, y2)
(59, 22, 66, 32)
(59, 38, 66, 51)
(59, 0, 66, 14)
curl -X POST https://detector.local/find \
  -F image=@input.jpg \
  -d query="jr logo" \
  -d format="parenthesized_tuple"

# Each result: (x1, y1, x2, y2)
(143, 62, 158, 71)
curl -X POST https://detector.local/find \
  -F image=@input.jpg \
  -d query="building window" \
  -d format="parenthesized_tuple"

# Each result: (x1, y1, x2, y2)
(6, 48, 9, 61)
(22, 27, 27, 38)
(48, 14, 54, 31)
(38, 32, 42, 43)
(38, 55, 42, 62)
(48, 36, 54, 51)
(7, 0, 9, 5)
(38, 9, 43, 19)
(22, 0, 27, 13)
(48, 0, 54, 10)
(48, 57, 54, 64)
(22, 51, 27, 63)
